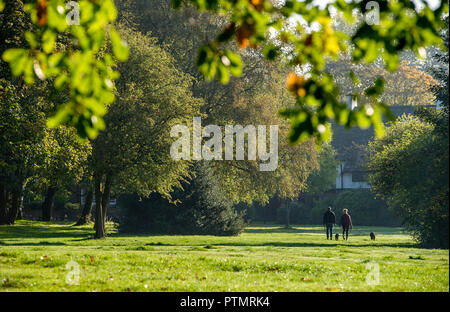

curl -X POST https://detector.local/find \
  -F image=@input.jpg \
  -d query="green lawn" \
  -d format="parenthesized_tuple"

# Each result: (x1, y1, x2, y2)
(0, 221, 448, 292)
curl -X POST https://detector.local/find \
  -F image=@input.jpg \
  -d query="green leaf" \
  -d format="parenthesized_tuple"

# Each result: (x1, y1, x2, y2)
(42, 30, 56, 54)
(110, 28, 129, 62)
(171, 0, 182, 9)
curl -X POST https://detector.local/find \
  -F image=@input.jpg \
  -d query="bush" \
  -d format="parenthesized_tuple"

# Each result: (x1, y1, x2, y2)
(118, 164, 248, 236)
(332, 190, 401, 226)
(309, 190, 400, 226)
(367, 114, 449, 248)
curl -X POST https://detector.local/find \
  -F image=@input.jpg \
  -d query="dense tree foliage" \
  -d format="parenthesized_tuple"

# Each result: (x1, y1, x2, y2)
(37, 126, 91, 221)
(367, 114, 449, 248)
(89, 26, 202, 238)
(1, 0, 448, 142)
(119, 163, 248, 236)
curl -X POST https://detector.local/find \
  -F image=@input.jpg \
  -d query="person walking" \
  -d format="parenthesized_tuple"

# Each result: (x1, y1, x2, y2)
(340, 208, 353, 240)
(322, 206, 336, 240)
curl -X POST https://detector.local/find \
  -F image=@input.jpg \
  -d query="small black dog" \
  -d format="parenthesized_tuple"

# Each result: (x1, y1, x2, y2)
(335, 233, 339, 240)
(370, 232, 376, 240)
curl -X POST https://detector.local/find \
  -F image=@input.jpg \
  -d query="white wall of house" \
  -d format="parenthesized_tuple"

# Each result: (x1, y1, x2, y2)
(335, 162, 370, 189)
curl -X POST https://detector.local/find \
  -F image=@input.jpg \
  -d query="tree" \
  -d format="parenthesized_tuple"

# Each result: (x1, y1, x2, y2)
(305, 143, 339, 195)
(425, 15, 449, 109)
(0, 0, 49, 224)
(90, 26, 202, 238)
(0, 78, 49, 224)
(327, 58, 439, 107)
(36, 126, 91, 221)
(367, 115, 449, 248)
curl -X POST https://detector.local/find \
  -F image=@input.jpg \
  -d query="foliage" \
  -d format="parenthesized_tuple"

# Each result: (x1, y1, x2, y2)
(327, 58, 439, 107)
(332, 189, 400, 226)
(119, 163, 248, 236)
(367, 114, 449, 248)
(281, 190, 401, 226)
(91, 25, 202, 198)
(305, 143, 339, 194)
(172, 0, 448, 143)
(117, 3, 320, 206)
(89, 25, 202, 237)
(37, 125, 91, 190)
(425, 15, 449, 109)
(1, 0, 128, 139)
(1, 0, 448, 143)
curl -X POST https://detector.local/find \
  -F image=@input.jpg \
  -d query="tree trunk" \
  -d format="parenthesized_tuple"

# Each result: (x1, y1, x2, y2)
(74, 186, 93, 226)
(41, 186, 58, 221)
(94, 176, 105, 239)
(7, 187, 22, 225)
(16, 193, 23, 220)
(0, 184, 8, 225)
(101, 175, 112, 225)
(284, 200, 291, 229)
(93, 174, 113, 239)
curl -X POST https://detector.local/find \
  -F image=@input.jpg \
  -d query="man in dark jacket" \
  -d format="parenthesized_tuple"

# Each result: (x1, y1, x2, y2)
(340, 208, 353, 240)
(323, 206, 336, 240)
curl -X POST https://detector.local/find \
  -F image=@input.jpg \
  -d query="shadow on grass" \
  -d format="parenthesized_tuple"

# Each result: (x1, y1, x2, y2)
(0, 220, 93, 240)
(0, 241, 67, 246)
(245, 225, 405, 236)
(0, 221, 419, 249)
(208, 241, 419, 249)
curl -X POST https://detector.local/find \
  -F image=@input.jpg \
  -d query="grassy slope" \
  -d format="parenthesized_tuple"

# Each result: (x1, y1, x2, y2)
(0, 221, 448, 292)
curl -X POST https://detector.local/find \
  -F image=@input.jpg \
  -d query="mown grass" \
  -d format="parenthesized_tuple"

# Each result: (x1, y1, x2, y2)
(0, 220, 448, 292)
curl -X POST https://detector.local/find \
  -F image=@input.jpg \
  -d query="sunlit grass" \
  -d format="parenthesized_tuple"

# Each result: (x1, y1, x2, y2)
(0, 221, 448, 292)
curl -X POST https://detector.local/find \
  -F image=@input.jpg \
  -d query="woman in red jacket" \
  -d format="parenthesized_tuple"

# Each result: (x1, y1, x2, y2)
(340, 209, 353, 241)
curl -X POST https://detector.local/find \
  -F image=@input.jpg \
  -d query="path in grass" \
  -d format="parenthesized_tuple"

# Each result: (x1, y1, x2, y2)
(0, 221, 448, 291)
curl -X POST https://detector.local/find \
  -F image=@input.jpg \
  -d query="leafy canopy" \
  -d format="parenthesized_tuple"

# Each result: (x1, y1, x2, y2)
(1, 0, 448, 143)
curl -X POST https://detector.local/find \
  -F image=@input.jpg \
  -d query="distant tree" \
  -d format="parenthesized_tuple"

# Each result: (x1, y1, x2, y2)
(37, 126, 91, 221)
(425, 15, 449, 109)
(305, 143, 339, 195)
(367, 115, 449, 248)
(327, 58, 439, 107)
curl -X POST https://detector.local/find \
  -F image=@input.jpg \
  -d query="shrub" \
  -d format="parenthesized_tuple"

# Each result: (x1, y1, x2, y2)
(118, 165, 248, 236)
(309, 190, 400, 226)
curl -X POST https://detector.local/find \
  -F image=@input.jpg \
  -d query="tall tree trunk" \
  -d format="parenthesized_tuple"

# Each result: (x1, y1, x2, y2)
(41, 185, 58, 221)
(101, 175, 112, 225)
(0, 184, 8, 225)
(284, 200, 291, 229)
(94, 176, 105, 239)
(7, 187, 22, 225)
(93, 174, 113, 239)
(16, 193, 24, 220)
(74, 186, 93, 226)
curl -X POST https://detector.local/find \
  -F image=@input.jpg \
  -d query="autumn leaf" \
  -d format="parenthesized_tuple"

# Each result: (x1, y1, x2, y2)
(37, 0, 47, 27)
(236, 24, 254, 49)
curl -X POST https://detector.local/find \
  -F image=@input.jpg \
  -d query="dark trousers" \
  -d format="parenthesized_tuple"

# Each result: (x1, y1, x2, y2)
(342, 226, 349, 240)
(326, 224, 334, 239)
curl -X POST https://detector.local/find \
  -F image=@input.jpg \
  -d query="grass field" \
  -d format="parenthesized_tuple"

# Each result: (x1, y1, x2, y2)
(0, 220, 448, 292)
